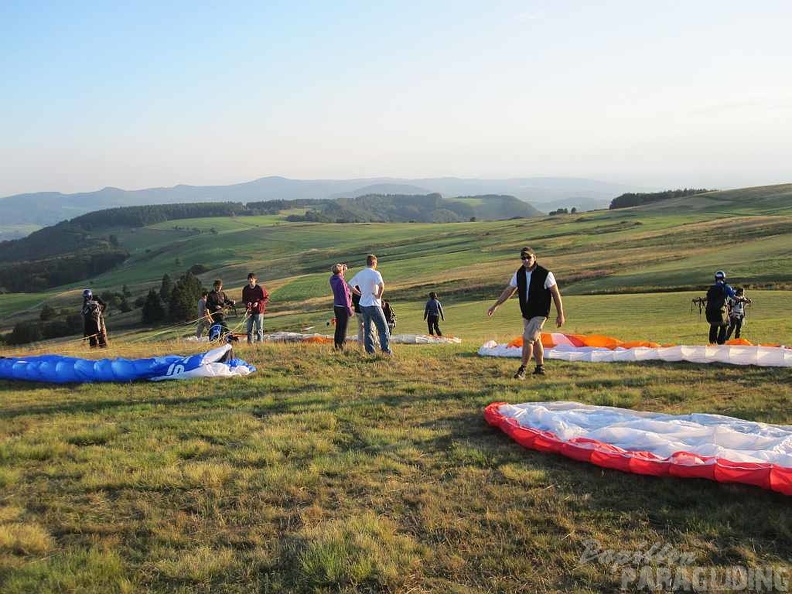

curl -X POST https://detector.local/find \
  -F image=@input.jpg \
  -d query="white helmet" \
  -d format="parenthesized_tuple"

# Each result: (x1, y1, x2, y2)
(714, 270, 726, 280)
(82, 288, 93, 299)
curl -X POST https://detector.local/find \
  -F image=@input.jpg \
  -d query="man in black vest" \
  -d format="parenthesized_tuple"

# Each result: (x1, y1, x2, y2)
(487, 247, 565, 378)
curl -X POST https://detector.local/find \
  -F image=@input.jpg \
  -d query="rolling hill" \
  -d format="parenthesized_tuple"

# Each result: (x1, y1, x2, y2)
(0, 183, 789, 340)
(0, 176, 638, 239)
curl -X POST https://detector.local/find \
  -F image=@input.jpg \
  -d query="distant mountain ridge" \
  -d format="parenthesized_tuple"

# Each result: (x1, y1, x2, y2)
(0, 176, 639, 239)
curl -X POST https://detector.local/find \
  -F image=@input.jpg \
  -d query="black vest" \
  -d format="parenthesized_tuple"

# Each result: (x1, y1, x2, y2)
(516, 264, 552, 319)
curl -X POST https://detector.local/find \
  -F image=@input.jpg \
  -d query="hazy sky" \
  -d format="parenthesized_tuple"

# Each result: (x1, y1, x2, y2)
(1, 0, 790, 196)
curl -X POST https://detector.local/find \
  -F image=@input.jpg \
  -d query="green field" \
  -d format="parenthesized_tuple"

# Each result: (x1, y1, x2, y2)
(3, 185, 791, 333)
(0, 186, 791, 592)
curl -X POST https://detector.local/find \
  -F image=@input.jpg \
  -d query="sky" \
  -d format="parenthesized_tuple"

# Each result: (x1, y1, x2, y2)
(1, 0, 791, 197)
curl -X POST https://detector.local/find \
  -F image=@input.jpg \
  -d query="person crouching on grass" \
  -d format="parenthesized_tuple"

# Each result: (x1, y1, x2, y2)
(487, 246, 565, 378)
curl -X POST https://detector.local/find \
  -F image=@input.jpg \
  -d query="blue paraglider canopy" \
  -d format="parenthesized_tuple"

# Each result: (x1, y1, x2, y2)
(0, 345, 254, 383)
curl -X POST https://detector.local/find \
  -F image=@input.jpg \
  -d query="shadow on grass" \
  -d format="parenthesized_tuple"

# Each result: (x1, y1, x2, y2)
(394, 403, 792, 553)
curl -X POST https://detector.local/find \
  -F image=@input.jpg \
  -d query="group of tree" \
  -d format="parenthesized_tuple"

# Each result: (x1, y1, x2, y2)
(549, 207, 578, 216)
(141, 270, 205, 325)
(0, 251, 129, 293)
(609, 188, 713, 210)
(285, 193, 539, 223)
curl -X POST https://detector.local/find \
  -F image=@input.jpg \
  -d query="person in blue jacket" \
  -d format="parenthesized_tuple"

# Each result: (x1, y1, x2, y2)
(424, 292, 445, 336)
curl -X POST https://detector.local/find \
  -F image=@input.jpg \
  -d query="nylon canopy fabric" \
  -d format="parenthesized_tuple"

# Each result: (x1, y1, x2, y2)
(485, 401, 792, 496)
(0, 345, 255, 383)
(478, 333, 792, 367)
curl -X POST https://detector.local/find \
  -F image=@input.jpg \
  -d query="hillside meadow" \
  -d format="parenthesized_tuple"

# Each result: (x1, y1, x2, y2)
(0, 187, 791, 592)
(1, 183, 791, 334)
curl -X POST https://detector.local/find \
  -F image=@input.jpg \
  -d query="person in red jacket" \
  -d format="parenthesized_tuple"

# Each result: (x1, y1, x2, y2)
(242, 272, 269, 344)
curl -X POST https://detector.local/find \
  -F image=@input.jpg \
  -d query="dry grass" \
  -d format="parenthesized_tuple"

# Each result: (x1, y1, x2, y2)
(0, 337, 790, 592)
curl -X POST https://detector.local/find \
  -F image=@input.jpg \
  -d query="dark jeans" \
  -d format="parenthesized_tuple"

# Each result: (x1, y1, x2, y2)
(361, 305, 390, 354)
(333, 306, 350, 349)
(709, 324, 727, 345)
(726, 317, 743, 340)
(427, 314, 442, 336)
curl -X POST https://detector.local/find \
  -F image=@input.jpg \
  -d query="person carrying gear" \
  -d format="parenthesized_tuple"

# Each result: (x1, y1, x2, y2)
(206, 279, 235, 336)
(705, 270, 736, 345)
(81, 288, 108, 348)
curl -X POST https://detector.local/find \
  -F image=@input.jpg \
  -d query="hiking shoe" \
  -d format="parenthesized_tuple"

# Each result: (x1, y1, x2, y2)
(513, 365, 526, 380)
(532, 365, 546, 376)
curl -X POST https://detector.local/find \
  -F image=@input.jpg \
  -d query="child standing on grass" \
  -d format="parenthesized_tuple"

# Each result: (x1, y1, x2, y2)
(424, 291, 445, 336)
(726, 287, 752, 340)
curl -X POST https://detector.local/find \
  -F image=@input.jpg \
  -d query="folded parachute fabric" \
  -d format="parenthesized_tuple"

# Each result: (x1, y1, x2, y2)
(478, 333, 792, 367)
(0, 344, 255, 383)
(220, 332, 461, 345)
(389, 334, 461, 344)
(485, 401, 792, 496)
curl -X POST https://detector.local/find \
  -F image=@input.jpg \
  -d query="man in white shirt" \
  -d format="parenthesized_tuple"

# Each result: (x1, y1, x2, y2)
(487, 247, 565, 378)
(347, 254, 392, 355)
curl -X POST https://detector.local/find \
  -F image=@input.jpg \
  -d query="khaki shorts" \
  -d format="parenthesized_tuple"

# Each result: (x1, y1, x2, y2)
(522, 316, 547, 343)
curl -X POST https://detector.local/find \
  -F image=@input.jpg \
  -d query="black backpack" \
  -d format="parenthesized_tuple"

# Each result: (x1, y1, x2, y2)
(705, 284, 728, 325)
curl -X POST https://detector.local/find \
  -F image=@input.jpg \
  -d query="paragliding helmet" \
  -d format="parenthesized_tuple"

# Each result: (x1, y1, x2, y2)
(714, 270, 726, 280)
(82, 288, 93, 299)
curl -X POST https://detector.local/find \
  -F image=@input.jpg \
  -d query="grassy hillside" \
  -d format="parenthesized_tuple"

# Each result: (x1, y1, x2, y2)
(0, 184, 791, 592)
(633, 183, 792, 216)
(0, 183, 790, 341)
(0, 341, 790, 592)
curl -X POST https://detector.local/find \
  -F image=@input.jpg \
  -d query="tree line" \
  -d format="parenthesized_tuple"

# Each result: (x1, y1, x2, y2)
(609, 188, 713, 209)
(285, 193, 537, 223)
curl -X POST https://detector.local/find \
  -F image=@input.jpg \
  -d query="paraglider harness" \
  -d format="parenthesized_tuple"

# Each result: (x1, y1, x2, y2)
(208, 322, 239, 344)
(82, 299, 103, 322)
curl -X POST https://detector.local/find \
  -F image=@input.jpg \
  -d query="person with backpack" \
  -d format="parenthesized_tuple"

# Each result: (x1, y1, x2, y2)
(726, 287, 752, 340)
(423, 291, 445, 336)
(705, 270, 736, 345)
(81, 289, 108, 348)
